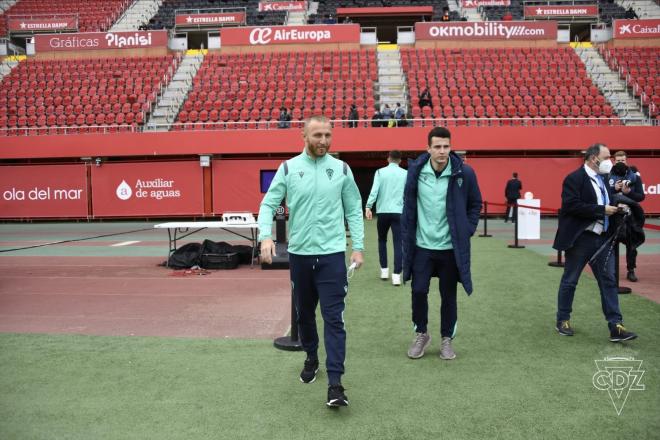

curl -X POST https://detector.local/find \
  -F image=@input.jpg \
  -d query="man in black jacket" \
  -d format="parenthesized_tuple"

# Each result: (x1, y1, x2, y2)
(553, 144, 637, 342)
(608, 151, 645, 282)
(504, 172, 522, 223)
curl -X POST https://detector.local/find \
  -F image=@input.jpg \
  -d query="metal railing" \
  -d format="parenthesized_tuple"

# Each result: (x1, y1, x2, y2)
(2, 117, 647, 137)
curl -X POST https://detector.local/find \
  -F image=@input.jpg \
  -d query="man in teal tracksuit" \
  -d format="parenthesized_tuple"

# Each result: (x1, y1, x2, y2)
(365, 150, 407, 285)
(258, 115, 364, 408)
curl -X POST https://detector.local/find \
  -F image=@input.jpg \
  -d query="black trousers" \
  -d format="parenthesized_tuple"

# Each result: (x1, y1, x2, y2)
(410, 247, 459, 338)
(377, 213, 402, 274)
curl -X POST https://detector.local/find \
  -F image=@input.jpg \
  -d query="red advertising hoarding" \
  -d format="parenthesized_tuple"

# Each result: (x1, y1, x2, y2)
(0, 164, 88, 218)
(175, 12, 245, 26)
(34, 30, 168, 52)
(220, 24, 360, 46)
(613, 19, 660, 39)
(258, 1, 308, 12)
(468, 158, 660, 215)
(91, 162, 203, 217)
(212, 159, 283, 214)
(524, 5, 599, 18)
(7, 16, 77, 32)
(415, 21, 557, 41)
(461, 0, 511, 8)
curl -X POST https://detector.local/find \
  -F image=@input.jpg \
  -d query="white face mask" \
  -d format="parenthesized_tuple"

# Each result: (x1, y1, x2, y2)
(597, 158, 613, 175)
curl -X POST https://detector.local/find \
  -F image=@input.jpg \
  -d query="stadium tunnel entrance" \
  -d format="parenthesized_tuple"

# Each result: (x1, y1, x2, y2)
(187, 31, 208, 50)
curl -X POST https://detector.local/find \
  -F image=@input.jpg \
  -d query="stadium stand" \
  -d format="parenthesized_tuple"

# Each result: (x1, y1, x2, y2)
(402, 47, 620, 126)
(601, 46, 660, 121)
(481, 0, 628, 24)
(146, 0, 287, 30)
(0, 0, 131, 36)
(0, 55, 180, 135)
(308, 0, 460, 24)
(174, 50, 378, 130)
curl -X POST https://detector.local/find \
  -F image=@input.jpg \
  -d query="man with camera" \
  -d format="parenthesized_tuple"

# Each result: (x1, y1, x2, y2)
(607, 151, 645, 282)
(553, 144, 637, 342)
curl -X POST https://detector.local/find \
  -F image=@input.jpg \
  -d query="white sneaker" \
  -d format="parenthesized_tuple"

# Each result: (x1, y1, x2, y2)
(380, 268, 388, 280)
(392, 273, 401, 286)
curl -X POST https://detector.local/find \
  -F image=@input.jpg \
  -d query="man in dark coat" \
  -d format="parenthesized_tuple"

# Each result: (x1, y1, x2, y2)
(401, 127, 482, 361)
(553, 143, 637, 342)
(504, 172, 522, 222)
(608, 151, 645, 282)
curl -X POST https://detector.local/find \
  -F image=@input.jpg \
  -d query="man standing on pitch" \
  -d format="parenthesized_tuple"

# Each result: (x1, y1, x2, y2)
(553, 143, 637, 342)
(401, 127, 482, 360)
(258, 116, 364, 408)
(365, 150, 407, 285)
(504, 172, 522, 223)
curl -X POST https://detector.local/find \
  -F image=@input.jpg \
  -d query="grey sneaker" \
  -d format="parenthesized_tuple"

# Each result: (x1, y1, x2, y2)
(439, 337, 456, 360)
(407, 332, 431, 359)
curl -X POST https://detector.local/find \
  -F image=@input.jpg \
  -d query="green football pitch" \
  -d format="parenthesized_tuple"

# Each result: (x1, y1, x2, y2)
(1, 220, 659, 439)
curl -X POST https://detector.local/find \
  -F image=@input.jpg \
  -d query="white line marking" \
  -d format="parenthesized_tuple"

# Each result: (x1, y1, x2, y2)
(110, 241, 141, 247)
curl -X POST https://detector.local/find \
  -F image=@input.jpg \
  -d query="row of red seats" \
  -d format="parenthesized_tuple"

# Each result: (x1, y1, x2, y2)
(602, 46, 659, 118)
(0, 0, 128, 36)
(412, 94, 607, 108)
(0, 55, 176, 134)
(178, 50, 377, 125)
(412, 103, 614, 119)
(2, 102, 149, 118)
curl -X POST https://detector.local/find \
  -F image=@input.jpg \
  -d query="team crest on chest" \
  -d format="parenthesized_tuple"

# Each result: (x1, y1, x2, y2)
(457, 177, 463, 187)
(298, 171, 304, 178)
(326, 169, 334, 180)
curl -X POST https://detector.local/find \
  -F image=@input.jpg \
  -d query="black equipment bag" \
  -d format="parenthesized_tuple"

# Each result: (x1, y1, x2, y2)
(200, 252, 239, 269)
(166, 243, 202, 268)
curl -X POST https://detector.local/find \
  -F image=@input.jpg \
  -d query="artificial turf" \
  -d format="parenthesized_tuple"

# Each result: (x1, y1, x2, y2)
(1, 223, 659, 439)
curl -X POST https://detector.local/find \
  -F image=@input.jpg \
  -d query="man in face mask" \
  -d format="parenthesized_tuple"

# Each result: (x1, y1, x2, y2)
(552, 143, 637, 343)
(608, 151, 646, 282)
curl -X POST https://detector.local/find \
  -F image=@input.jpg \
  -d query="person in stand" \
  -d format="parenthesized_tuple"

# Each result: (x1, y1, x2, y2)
(394, 102, 407, 127)
(278, 107, 291, 129)
(441, 7, 451, 21)
(348, 104, 359, 128)
(553, 143, 637, 342)
(365, 150, 408, 285)
(371, 108, 383, 127)
(401, 127, 483, 361)
(625, 7, 638, 19)
(418, 88, 432, 109)
(608, 150, 645, 282)
(504, 172, 523, 223)
(258, 116, 364, 408)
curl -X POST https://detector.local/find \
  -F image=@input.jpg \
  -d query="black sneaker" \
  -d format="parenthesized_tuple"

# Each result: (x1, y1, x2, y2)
(556, 320, 574, 336)
(299, 357, 319, 384)
(627, 271, 638, 282)
(610, 324, 638, 342)
(327, 384, 348, 407)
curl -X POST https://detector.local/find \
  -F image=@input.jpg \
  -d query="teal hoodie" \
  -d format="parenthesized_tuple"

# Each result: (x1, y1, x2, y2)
(365, 162, 407, 214)
(258, 150, 364, 255)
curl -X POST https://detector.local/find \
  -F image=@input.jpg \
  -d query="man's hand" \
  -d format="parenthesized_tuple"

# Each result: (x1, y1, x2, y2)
(614, 181, 624, 191)
(605, 205, 619, 216)
(622, 184, 632, 195)
(350, 251, 364, 268)
(365, 208, 373, 220)
(260, 238, 276, 264)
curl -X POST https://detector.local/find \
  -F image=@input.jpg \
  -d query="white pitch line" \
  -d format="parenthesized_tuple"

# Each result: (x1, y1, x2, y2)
(110, 241, 141, 247)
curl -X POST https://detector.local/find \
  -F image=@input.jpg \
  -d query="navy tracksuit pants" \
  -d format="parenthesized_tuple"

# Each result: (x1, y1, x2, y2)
(377, 213, 402, 274)
(411, 246, 459, 338)
(289, 252, 347, 385)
